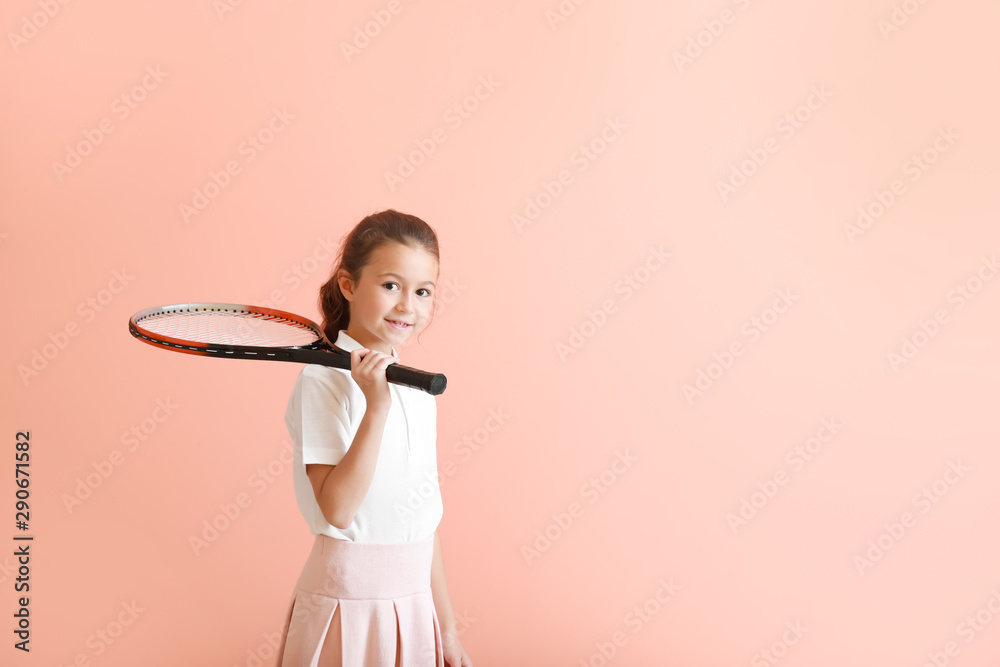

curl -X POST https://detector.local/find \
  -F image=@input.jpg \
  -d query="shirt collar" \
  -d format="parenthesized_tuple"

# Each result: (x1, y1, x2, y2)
(333, 330, 398, 360)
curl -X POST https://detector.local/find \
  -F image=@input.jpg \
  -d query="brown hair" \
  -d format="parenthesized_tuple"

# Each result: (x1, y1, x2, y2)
(318, 209, 440, 347)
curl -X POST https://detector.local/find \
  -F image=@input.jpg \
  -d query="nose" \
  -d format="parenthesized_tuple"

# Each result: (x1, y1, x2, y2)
(395, 291, 414, 314)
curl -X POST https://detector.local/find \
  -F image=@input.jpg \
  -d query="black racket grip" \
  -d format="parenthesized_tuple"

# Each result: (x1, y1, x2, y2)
(310, 346, 447, 396)
(386, 363, 447, 396)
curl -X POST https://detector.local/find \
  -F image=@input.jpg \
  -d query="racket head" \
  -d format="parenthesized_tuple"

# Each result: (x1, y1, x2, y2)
(129, 302, 447, 395)
(128, 302, 332, 356)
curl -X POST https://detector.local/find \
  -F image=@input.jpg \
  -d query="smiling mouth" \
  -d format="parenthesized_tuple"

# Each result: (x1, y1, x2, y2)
(386, 319, 411, 329)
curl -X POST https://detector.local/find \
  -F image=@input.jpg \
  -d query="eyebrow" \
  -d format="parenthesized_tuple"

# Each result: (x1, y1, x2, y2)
(377, 273, 436, 287)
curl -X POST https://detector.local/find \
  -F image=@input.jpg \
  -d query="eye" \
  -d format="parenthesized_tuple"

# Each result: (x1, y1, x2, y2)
(384, 282, 432, 297)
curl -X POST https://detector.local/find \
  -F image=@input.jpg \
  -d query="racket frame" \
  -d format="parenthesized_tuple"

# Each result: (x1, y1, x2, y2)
(128, 302, 447, 395)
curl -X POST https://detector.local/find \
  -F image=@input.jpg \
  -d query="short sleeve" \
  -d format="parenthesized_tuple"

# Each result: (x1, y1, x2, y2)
(286, 366, 355, 466)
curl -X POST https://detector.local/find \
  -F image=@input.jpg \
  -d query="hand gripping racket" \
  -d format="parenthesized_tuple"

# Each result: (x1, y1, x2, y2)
(128, 303, 447, 395)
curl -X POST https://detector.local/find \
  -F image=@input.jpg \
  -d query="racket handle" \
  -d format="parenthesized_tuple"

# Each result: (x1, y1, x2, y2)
(386, 363, 448, 396)
(292, 348, 448, 395)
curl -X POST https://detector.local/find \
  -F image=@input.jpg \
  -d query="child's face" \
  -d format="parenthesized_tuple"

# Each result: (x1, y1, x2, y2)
(341, 242, 438, 355)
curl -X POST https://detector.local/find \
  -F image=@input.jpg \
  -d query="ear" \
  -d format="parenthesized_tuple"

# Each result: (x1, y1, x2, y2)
(336, 270, 354, 301)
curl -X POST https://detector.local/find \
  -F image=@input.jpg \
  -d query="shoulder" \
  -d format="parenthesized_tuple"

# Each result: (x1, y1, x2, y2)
(295, 364, 359, 400)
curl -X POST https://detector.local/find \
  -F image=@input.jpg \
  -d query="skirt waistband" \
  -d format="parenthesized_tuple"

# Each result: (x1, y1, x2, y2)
(295, 534, 435, 600)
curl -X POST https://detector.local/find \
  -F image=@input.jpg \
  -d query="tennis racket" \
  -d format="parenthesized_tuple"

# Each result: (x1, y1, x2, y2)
(128, 302, 447, 395)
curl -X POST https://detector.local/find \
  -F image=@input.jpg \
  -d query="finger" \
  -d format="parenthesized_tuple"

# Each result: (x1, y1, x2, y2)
(360, 352, 391, 375)
(354, 351, 382, 377)
(371, 356, 394, 376)
(357, 349, 383, 370)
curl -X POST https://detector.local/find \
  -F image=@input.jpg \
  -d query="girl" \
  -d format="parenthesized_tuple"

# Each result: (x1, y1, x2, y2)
(274, 210, 472, 667)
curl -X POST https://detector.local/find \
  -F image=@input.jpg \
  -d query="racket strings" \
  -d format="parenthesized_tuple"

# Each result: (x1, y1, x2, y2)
(138, 309, 320, 347)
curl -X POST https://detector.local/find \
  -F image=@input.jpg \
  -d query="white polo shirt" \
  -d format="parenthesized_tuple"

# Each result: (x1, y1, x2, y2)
(284, 330, 443, 543)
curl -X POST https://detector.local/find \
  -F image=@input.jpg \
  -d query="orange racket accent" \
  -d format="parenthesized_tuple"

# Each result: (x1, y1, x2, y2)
(128, 303, 447, 395)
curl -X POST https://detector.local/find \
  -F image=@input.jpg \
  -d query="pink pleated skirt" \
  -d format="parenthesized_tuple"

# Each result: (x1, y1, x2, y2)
(274, 534, 444, 667)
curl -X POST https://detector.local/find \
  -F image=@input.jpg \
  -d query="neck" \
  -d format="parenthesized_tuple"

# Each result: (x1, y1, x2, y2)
(343, 326, 396, 358)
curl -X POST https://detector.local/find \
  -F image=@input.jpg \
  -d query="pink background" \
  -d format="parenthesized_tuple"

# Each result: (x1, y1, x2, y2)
(4, 0, 1000, 665)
